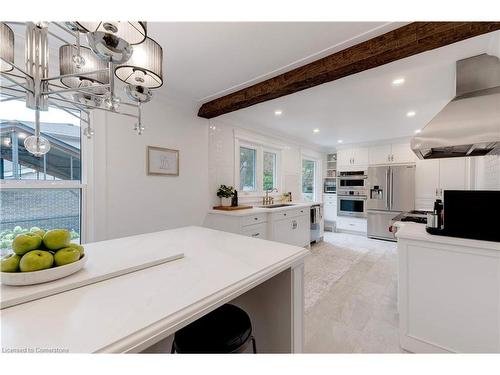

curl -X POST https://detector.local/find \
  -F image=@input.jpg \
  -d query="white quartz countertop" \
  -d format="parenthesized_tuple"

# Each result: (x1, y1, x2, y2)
(208, 201, 322, 216)
(395, 222, 500, 251)
(0, 226, 309, 353)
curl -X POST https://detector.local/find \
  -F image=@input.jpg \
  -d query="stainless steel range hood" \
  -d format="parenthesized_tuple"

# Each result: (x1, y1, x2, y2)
(411, 54, 500, 159)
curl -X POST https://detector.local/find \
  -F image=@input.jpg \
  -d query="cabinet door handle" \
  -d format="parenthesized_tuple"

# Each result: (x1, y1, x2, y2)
(292, 220, 297, 229)
(284, 213, 287, 216)
(388, 155, 390, 162)
(254, 217, 258, 220)
(251, 233, 260, 237)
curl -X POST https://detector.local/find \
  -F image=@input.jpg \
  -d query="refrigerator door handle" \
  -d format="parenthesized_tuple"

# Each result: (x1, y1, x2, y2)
(390, 169, 394, 209)
(386, 168, 390, 209)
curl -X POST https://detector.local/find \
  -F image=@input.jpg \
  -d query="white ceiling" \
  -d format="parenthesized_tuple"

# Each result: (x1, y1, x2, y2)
(216, 30, 500, 149)
(148, 22, 407, 101)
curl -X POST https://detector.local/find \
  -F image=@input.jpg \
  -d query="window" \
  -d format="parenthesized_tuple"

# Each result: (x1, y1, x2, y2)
(263, 151, 277, 191)
(0, 99, 83, 256)
(239, 146, 256, 191)
(302, 158, 316, 202)
(236, 139, 282, 195)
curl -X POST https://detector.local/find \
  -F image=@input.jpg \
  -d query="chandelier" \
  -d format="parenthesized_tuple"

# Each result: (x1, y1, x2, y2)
(0, 21, 163, 156)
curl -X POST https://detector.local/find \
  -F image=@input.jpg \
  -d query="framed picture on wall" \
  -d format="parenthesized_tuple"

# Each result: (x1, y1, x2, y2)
(147, 146, 179, 176)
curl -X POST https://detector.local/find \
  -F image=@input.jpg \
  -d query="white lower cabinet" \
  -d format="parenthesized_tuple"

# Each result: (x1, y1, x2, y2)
(204, 207, 311, 247)
(336, 216, 367, 233)
(271, 214, 309, 247)
(240, 222, 268, 239)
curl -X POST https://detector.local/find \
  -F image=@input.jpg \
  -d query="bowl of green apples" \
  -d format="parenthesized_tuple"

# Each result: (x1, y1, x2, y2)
(1, 228, 86, 286)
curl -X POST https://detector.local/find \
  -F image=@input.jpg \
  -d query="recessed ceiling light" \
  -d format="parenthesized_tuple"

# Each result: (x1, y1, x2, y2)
(337, 140, 343, 144)
(392, 77, 405, 86)
(313, 128, 320, 133)
(414, 129, 421, 134)
(406, 111, 416, 117)
(274, 110, 282, 116)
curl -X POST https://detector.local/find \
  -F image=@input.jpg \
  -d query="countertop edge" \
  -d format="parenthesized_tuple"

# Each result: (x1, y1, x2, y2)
(96, 247, 310, 353)
(395, 222, 500, 251)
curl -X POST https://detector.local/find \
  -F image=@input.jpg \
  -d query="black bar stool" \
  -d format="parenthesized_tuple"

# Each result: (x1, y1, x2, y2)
(171, 304, 257, 353)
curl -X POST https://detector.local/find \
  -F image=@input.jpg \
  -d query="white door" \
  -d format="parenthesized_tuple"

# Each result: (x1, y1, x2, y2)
(337, 149, 352, 168)
(352, 147, 369, 166)
(391, 143, 416, 164)
(369, 145, 392, 165)
(324, 201, 337, 221)
(415, 159, 440, 208)
(439, 158, 467, 195)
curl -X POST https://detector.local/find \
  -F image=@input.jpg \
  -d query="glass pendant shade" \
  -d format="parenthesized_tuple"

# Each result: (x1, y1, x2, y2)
(24, 135, 51, 157)
(115, 37, 163, 89)
(59, 45, 109, 94)
(76, 22, 146, 63)
(0, 22, 14, 72)
(75, 22, 147, 45)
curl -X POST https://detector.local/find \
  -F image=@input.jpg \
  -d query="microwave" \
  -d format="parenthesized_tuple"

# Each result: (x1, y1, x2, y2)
(337, 170, 368, 190)
(324, 178, 337, 193)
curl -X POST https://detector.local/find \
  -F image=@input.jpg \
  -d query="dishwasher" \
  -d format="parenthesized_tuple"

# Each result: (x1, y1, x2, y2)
(310, 204, 322, 243)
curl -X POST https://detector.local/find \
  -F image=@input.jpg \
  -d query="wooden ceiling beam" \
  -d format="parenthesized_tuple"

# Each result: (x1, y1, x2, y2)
(198, 22, 500, 119)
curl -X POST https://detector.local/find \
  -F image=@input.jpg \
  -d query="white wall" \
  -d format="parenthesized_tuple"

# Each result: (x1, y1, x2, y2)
(207, 117, 324, 207)
(88, 96, 209, 241)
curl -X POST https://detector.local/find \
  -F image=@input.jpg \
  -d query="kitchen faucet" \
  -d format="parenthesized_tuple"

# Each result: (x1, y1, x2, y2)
(262, 188, 278, 205)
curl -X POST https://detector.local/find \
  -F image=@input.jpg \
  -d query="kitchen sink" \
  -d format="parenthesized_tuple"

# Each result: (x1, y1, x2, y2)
(258, 204, 296, 208)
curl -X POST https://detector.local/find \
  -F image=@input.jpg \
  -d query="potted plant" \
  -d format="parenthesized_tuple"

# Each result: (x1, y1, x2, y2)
(217, 185, 234, 207)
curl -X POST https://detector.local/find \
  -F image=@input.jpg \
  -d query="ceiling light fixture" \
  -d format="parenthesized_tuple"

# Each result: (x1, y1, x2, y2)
(414, 129, 422, 134)
(392, 77, 405, 86)
(338, 140, 343, 144)
(0, 23, 14, 72)
(0, 21, 164, 156)
(274, 110, 282, 116)
(406, 111, 416, 117)
(313, 128, 320, 133)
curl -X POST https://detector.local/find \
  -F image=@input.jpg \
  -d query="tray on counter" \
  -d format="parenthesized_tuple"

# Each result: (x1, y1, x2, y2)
(213, 205, 253, 211)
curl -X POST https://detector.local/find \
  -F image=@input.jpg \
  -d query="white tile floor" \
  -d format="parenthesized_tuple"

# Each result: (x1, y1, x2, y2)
(304, 231, 406, 353)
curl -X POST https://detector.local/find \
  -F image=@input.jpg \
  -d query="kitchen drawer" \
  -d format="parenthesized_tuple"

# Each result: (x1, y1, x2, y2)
(323, 194, 337, 202)
(336, 217, 367, 233)
(240, 223, 268, 240)
(241, 213, 267, 227)
(270, 207, 308, 221)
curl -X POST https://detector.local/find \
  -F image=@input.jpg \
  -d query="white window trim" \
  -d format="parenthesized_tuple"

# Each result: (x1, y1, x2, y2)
(235, 137, 283, 197)
(301, 154, 322, 202)
(0, 111, 91, 243)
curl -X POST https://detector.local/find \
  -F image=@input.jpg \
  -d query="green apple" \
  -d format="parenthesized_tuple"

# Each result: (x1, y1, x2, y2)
(54, 247, 80, 266)
(43, 229, 71, 251)
(19, 250, 54, 272)
(68, 243, 84, 258)
(1, 253, 21, 272)
(12, 232, 43, 255)
(30, 227, 46, 238)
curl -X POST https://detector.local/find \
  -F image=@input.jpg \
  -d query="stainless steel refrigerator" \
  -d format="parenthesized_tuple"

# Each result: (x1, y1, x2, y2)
(367, 165, 415, 240)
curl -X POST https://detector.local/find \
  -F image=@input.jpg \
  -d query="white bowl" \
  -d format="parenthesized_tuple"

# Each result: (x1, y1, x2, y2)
(1, 255, 87, 286)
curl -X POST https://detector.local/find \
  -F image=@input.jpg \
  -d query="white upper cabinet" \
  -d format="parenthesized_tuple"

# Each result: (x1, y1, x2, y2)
(415, 159, 440, 202)
(438, 158, 467, 192)
(391, 143, 417, 164)
(369, 145, 392, 164)
(337, 148, 368, 169)
(415, 158, 469, 209)
(368, 143, 415, 165)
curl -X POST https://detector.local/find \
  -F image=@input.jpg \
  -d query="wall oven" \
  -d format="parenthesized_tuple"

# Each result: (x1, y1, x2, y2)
(337, 191, 367, 218)
(337, 170, 368, 190)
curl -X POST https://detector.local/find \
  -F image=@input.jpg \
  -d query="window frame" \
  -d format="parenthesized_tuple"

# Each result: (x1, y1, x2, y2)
(301, 156, 319, 202)
(0, 106, 91, 243)
(235, 138, 282, 197)
(263, 149, 278, 192)
(238, 144, 258, 192)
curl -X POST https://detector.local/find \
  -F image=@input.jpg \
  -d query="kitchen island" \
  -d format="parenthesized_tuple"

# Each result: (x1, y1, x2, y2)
(1, 226, 309, 353)
(396, 222, 500, 353)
